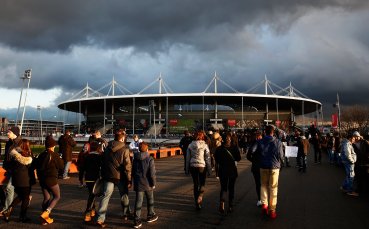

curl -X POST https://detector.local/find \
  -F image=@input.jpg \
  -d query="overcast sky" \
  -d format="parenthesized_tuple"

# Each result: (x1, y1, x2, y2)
(1, 0, 369, 120)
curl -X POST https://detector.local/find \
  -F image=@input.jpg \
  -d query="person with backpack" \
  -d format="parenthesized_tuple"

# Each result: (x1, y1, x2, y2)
(186, 130, 211, 210)
(214, 132, 241, 214)
(256, 125, 284, 220)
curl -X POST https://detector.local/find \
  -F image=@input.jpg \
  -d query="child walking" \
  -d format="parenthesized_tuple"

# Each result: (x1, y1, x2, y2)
(132, 142, 158, 228)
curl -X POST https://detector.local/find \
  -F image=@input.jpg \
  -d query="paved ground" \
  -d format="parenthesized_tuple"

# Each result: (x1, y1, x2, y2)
(0, 148, 368, 229)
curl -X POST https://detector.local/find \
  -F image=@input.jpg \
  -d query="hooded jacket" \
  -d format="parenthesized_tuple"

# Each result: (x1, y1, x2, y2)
(132, 151, 156, 192)
(9, 148, 33, 187)
(186, 140, 211, 174)
(257, 136, 284, 169)
(101, 140, 131, 184)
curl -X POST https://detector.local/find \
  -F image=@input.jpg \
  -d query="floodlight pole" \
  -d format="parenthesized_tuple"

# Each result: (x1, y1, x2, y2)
(15, 77, 26, 125)
(20, 69, 32, 135)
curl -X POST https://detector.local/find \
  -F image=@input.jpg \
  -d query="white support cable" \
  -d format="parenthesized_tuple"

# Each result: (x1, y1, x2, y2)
(138, 79, 158, 94)
(245, 80, 264, 93)
(114, 82, 133, 95)
(217, 77, 239, 93)
(203, 74, 217, 93)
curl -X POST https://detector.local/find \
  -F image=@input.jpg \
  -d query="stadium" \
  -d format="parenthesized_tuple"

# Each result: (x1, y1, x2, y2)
(57, 74, 322, 136)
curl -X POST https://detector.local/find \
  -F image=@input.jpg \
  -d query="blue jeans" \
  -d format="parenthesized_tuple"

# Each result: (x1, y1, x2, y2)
(134, 190, 155, 220)
(342, 162, 355, 192)
(63, 161, 71, 178)
(96, 181, 115, 223)
(117, 180, 131, 216)
(328, 149, 335, 163)
(2, 176, 14, 211)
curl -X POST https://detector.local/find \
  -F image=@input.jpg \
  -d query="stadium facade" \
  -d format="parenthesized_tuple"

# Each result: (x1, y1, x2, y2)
(57, 74, 322, 135)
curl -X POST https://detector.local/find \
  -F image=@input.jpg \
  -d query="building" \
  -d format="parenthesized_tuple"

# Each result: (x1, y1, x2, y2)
(57, 74, 322, 136)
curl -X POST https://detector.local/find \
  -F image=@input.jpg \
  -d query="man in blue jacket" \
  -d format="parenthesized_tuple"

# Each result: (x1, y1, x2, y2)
(257, 125, 284, 220)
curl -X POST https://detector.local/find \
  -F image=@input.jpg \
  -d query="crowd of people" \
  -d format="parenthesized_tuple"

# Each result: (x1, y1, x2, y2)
(0, 124, 368, 227)
(0, 127, 158, 228)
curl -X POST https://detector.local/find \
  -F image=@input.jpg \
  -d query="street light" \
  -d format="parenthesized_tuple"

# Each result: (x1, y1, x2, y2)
(37, 105, 43, 144)
(19, 69, 32, 135)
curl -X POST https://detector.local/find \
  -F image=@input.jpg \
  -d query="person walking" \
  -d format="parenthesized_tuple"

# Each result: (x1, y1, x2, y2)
(77, 141, 90, 188)
(95, 130, 132, 228)
(0, 126, 22, 217)
(340, 132, 360, 196)
(297, 134, 310, 173)
(214, 132, 241, 214)
(209, 132, 222, 179)
(132, 142, 158, 228)
(353, 132, 369, 195)
(82, 141, 103, 223)
(1, 139, 33, 222)
(36, 135, 64, 225)
(179, 130, 193, 173)
(129, 134, 142, 155)
(58, 130, 76, 179)
(246, 130, 263, 207)
(186, 130, 211, 210)
(312, 133, 322, 164)
(256, 125, 284, 219)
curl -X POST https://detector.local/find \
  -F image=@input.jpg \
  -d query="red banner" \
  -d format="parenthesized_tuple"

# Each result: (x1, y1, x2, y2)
(227, 119, 236, 127)
(331, 114, 338, 128)
(169, 119, 178, 126)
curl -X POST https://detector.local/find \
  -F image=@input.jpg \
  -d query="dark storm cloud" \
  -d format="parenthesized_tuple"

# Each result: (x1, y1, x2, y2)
(0, 0, 366, 53)
(0, 0, 369, 114)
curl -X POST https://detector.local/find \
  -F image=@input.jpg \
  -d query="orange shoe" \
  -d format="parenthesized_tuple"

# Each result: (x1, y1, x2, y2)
(40, 211, 54, 224)
(84, 211, 92, 222)
(91, 209, 96, 217)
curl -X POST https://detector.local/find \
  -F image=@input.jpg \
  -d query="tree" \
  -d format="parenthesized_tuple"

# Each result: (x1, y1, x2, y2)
(341, 105, 369, 134)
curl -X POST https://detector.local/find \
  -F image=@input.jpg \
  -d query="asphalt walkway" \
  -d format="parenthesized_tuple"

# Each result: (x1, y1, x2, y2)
(0, 149, 368, 229)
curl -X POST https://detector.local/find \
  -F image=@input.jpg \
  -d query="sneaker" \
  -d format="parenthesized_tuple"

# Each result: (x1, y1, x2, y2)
(40, 216, 54, 225)
(90, 209, 96, 217)
(63, 176, 71, 180)
(96, 221, 107, 228)
(269, 210, 277, 219)
(346, 192, 359, 197)
(133, 219, 142, 228)
(340, 186, 348, 193)
(261, 204, 268, 216)
(84, 211, 92, 222)
(147, 214, 158, 223)
(40, 211, 53, 224)
(256, 200, 262, 207)
(40, 210, 49, 220)
(78, 184, 85, 188)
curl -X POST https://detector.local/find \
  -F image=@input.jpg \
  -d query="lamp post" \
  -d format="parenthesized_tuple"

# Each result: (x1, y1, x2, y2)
(15, 76, 26, 125)
(151, 100, 157, 145)
(37, 105, 43, 144)
(20, 69, 32, 134)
